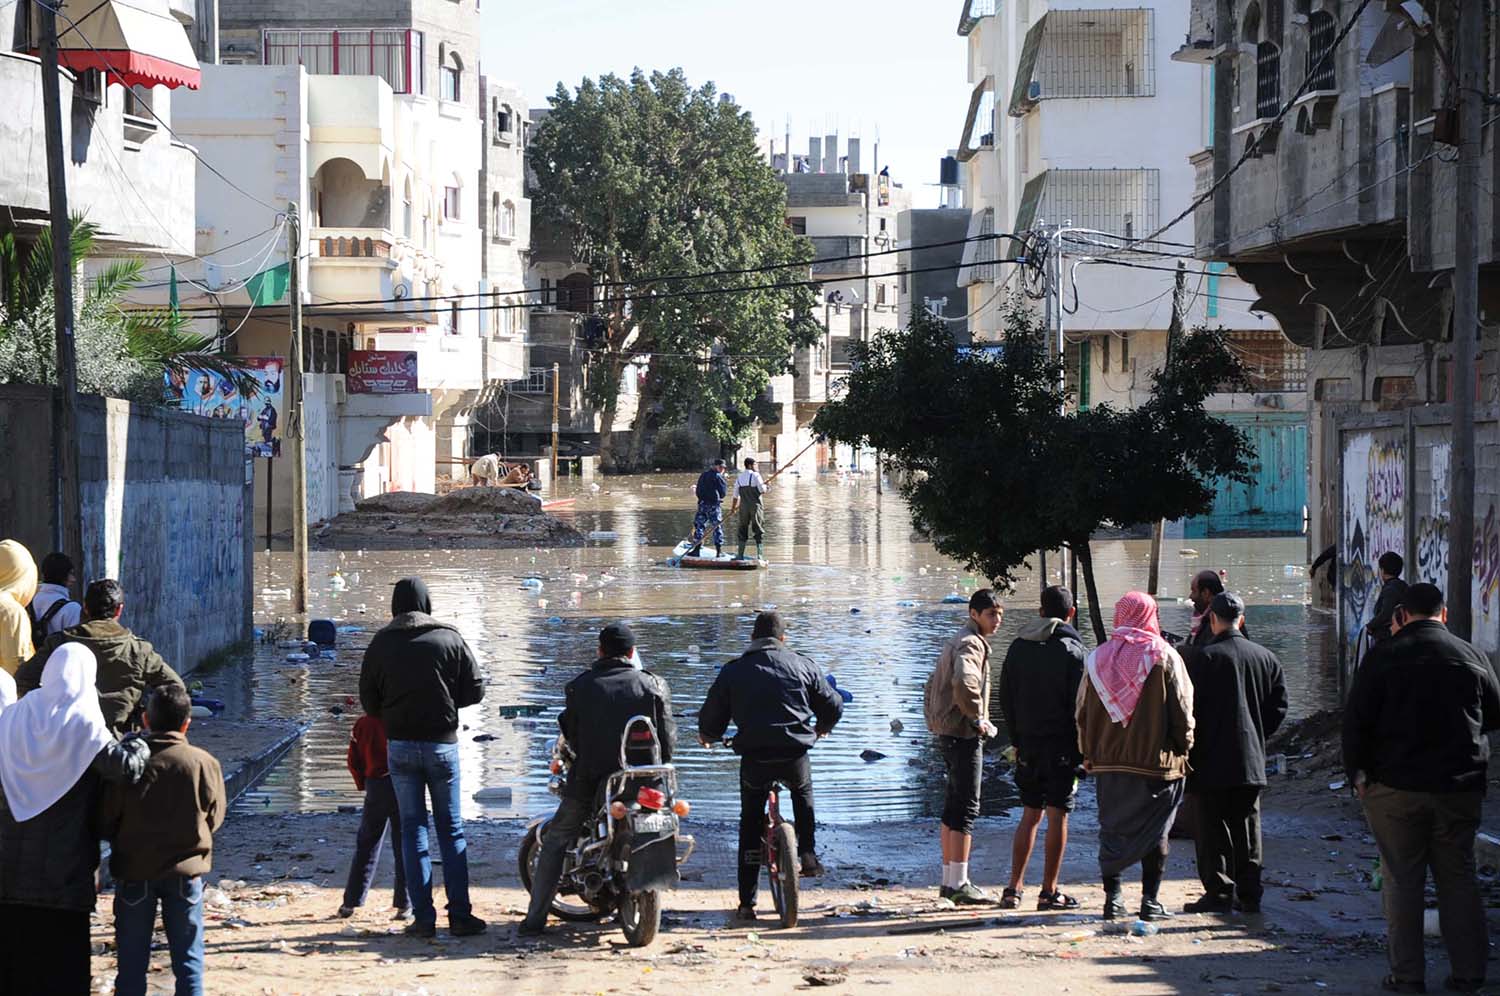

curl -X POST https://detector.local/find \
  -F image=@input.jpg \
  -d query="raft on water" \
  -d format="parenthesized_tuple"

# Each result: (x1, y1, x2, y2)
(669, 540, 768, 570)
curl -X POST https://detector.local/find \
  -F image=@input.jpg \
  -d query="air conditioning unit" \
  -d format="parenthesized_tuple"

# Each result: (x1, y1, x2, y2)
(1027, 80, 1042, 101)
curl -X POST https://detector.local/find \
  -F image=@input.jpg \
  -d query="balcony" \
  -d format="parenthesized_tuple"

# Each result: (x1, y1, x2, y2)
(809, 236, 863, 276)
(1013, 169, 1161, 241)
(1010, 8, 1156, 117)
(956, 77, 996, 163)
(309, 226, 401, 302)
(957, 0, 997, 37)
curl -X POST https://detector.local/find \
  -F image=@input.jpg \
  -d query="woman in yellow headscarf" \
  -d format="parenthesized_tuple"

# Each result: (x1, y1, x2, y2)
(0, 540, 38, 675)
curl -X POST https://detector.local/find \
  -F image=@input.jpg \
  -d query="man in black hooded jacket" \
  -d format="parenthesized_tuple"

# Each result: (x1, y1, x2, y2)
(359, 577, 485, 938)
(520, 622, 675, 936)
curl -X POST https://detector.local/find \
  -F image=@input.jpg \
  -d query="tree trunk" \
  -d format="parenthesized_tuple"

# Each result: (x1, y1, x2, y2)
(1074, 536, 1107, 644)
(620, 360, 664, 472)
(596, 362, 623, 471)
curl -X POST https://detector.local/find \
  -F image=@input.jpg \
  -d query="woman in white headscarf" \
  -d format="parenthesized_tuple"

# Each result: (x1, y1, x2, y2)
(0, 643, 148, 995)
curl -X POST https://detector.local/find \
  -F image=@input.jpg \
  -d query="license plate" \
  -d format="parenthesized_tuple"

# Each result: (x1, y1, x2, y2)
(634, 812, 673, 834)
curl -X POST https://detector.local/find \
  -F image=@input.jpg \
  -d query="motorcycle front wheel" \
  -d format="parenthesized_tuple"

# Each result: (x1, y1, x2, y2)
(618, 889, 661, 947)
(517, 826, 609, 922)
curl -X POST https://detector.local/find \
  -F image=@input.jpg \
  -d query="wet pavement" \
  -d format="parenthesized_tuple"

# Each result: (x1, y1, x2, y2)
(197, 470, 1333, 825)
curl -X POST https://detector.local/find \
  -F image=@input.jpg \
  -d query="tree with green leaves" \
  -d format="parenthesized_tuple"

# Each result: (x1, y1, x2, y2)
(813, 300, 1252, 642)
(528, 68, 819, 470)
(0, 217, 253, 403)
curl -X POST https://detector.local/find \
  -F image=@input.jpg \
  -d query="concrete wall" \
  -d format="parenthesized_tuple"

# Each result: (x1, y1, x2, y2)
(0, 386, 252, 672)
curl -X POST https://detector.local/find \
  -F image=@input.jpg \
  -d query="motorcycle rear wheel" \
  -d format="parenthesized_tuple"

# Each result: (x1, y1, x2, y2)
(767, 821, 799, 928)
(517, 826, 609, 922)
(619, 889, 661, 947)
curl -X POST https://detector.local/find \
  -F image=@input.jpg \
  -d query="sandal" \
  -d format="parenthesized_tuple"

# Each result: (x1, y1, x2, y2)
(1038, 890, 1080, 911)
(999, 887, 1022, 910)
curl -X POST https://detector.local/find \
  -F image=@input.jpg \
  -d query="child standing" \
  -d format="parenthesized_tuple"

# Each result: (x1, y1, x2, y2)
(101, 684, 225, 996)
(339, 713, 411, 919)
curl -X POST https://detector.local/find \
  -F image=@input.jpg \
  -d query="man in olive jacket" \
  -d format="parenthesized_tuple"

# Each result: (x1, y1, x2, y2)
(18, 579, 184, 735)
(1184, 592, 1287, 914)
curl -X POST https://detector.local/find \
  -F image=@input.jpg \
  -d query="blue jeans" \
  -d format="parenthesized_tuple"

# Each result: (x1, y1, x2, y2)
(114, 874, 205, 996)
(387, 739, 471, 925)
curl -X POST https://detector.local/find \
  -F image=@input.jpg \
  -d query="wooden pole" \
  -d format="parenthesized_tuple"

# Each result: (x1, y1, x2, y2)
(1147, 520, 1164, 596)
(1149, 262, 1186, 597)
(39, 3, 82, 574)
(551, 361, 560, 478)
(287, 202, 309, 614)
(1449, 0, 1482, 640)
(264, 457, 273, 553)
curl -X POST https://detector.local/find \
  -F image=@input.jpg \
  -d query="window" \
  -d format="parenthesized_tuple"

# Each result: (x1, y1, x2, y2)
(876, 283, 888, 306)
(449, 300, 460, 335)
(1119, 331, 1130, 372)
(501, 200, 515, 238)
(443, 185, 461, 221)
(76, 69, 104, 105)
(491, 193, 500, 237)
(523, 367, 550, 392)
(403, 179, 413, 237)
(1306, 11, 1336, 91)
(788, 216, 807, 235)
(440, 50, 462, 102)
(263, 29, 424, 94)
(124, 83, 153, 120)
(495, 102, 514, 138)
(1099, 334, 1110, 372)
(1256, 41, 1282, 118)
(878, 217, 887, 233)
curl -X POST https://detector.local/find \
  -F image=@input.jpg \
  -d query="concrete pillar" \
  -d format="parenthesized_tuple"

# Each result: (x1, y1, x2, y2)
(848, 137, 861, 175)
(809, 136, 823, 174)
(823, 133, 838, 174)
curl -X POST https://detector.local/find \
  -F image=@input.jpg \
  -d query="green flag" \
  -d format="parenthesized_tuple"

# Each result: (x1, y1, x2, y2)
(246, 262, 290, 306)
(169, 265, 179, 313)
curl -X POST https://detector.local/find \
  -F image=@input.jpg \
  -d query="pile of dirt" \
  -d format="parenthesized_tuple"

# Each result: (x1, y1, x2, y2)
(426, 487, 542, 517)
(355, 492, 439, 514)
(315, 488, 579, 550)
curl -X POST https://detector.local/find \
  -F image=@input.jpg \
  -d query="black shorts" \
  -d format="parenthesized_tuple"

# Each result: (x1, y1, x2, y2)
(1014, 744, 1080, 813)
(938, 735, 983, 835)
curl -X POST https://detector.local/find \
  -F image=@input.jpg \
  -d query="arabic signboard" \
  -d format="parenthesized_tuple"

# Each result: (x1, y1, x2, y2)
(347, 350, 419, 394)
(163, 356, 285, 458)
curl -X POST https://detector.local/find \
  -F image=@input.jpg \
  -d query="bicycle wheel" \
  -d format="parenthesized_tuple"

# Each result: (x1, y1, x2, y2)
(766, 821, 799, 928)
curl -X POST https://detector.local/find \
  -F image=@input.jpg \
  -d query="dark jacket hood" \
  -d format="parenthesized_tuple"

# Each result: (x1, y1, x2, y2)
(1018, 617, 1080, 643)
(392, 577, 431, 616)
(382, 611, 458, 635)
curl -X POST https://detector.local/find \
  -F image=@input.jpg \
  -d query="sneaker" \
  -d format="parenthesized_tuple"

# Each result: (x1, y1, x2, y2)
(734, 905, 758, 924)
(950, 882, 990, 906)
(1139, 899, 1176, 922)
(516, 920, 546, 938)
(1183, 894, 1233, 914)
(449, 913, 488, 937)
(938, 885, 957, 901)
(337, 905, 355, 919)
(392, 907, 414, 922)
(1233, 897, 1262, 915)
(403, 919, 437, 939)
(799, 852, 825, 878)
(1102, 896, 1129, 921)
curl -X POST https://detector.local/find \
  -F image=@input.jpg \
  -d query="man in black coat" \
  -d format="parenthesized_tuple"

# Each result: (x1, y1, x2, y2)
(520, 622, 676, 936)
(997, 585, 1086, 911)
(1344, 583, 1500, 994)
(1364, 551, 1409, 648)
(1184, 591, 1288, 915)
(699, 612, 843, 923)
(359, 577, 485, 938)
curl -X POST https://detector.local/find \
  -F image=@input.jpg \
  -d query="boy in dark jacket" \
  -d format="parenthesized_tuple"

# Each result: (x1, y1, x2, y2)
(699, 612, 844, 922)
(338, 714, 410, 920)
(359, 576, 486, 939)
(101, 684, 226, 996)
(520, 622, 675, 936)
(1365, 551, 1409, 646)
(998, 585, 1086, 911)
(1184, 592, 1288, 914)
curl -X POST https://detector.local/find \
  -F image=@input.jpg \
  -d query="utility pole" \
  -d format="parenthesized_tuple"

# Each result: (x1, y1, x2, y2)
(1150, 262, 1189, 596)
(39, 3, 83, 574)
(1039, 225, 1054, 592)
(551, 361, 561, 479)
(286, 202, 309, 615)
(1052, 226, 1075, 588)
(1449, 0, 1482, 641)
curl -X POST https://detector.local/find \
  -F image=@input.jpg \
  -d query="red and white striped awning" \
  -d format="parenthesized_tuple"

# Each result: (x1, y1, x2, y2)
(48, 0, 201, 90)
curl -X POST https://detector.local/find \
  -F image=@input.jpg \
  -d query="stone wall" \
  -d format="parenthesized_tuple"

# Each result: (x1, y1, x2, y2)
(0, 386, 253, 673)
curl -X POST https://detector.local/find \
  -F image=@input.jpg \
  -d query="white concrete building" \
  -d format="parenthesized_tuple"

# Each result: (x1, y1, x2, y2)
(954, 0, 1289, 413)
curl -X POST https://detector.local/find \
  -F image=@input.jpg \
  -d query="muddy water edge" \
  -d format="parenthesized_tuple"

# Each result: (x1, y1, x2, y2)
(196, 471, 1334, 825)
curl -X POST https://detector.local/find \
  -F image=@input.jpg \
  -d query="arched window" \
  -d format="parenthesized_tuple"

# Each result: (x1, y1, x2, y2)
(1306, 10, 1336, 91)
(501, 200, 515, 238)
(1256, 39, 1282, 118)
(443, 176, 461, 221)
(1241, 2, 1261, 44)
(441, 49, 462, 102)
(490, 192, 500, 237)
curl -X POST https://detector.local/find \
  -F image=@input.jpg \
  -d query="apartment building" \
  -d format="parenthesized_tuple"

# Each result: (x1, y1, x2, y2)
(956, 0, 1307, 535)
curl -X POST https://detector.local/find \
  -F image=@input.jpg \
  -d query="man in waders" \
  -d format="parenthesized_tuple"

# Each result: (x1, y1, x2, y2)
(730, 457, 768, 561)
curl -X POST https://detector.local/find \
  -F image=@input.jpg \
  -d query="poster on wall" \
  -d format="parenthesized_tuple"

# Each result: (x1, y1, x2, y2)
(162, 356, 285, 458)
(347, 350, 418, 394)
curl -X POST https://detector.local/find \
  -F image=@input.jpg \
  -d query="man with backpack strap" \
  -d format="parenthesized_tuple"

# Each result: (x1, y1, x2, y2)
(28, 552, 81, 644)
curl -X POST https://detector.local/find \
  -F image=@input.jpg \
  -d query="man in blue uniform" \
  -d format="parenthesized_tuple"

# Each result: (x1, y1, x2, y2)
(687, 458, 728, 559)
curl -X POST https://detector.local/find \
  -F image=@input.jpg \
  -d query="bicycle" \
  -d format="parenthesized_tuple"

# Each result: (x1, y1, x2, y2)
(719, 736, 799, 928)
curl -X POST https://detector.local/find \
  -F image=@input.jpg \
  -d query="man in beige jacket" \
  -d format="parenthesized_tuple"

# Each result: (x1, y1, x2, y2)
(925, 589, 1003, 904)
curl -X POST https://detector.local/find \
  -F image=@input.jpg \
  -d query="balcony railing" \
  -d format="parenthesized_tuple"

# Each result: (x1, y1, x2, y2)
(957, 0, 998, 36)
(314, 230, 395, 259)
(1225, 332, 1306, 393)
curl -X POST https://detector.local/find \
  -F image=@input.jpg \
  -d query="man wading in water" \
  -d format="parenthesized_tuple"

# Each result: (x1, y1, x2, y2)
(730, 457, 769, 562)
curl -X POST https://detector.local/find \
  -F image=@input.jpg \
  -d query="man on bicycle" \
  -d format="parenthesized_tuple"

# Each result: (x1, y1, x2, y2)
(519, 622, 676, 937)
(699, 612, 844, 923)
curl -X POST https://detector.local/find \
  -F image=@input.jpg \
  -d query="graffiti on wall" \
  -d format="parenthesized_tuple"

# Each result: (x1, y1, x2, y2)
(1474, 505, 1500, 648)
(1341, 433, 1407, 661)
(1417, 442, 1451, 585)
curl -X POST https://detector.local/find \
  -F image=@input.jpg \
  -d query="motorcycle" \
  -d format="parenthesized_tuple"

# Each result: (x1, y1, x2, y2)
(518, 715, 695, 947)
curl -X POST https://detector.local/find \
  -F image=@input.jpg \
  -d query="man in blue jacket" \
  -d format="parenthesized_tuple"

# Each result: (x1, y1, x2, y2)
(699, 612, 844, 922)
(686, 459, 728, 559)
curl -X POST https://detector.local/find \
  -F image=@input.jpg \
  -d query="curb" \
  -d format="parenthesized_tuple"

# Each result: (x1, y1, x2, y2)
(223, 724, 308, 807)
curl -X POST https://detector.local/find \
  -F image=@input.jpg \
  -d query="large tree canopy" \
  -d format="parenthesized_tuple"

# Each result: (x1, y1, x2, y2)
(814, 302, 1253, 641)
(528, 68, 818, 469)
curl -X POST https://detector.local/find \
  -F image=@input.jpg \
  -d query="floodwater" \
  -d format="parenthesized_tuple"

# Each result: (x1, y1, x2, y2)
(201, 470, 1334, 825)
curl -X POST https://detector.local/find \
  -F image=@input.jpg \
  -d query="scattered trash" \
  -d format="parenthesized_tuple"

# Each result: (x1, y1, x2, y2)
(860, 749, 888, 762)
(1328, 780, 1346, 791)
(587, 530, 619, 543)
(307, 619, 337, 646)
(941, 594, 967, 604)
(826, 675, 854, 703)
(473, 786, 513, 803)
(1129, 920, 1159, 937)
(890, 719, 904, 734)
(1179, 548, 1200, 557)
(896, 600, 918, 608)
(499, 705, 545, 718)
(1266, 753, 1288, 775)
(1058, 930, 1094, 943)
(803, 974, 848, 987)
(473, 733, 497, 743)
(520, 578, 544, 591)
(285, 653, 310, 663)
(547, 616, 563, 625)
(1319, 833, 1343, 842)
(849, 607, 862, 615)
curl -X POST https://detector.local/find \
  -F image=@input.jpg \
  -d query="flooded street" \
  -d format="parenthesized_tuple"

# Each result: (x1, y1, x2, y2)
(201, 471, 1333, 825)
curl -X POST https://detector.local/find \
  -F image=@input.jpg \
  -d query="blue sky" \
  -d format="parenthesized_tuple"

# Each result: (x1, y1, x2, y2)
(482, 0, 971, 208)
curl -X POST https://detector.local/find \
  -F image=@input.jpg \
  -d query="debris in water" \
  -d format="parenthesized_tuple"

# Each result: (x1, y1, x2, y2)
(860, 749, 888, 762)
